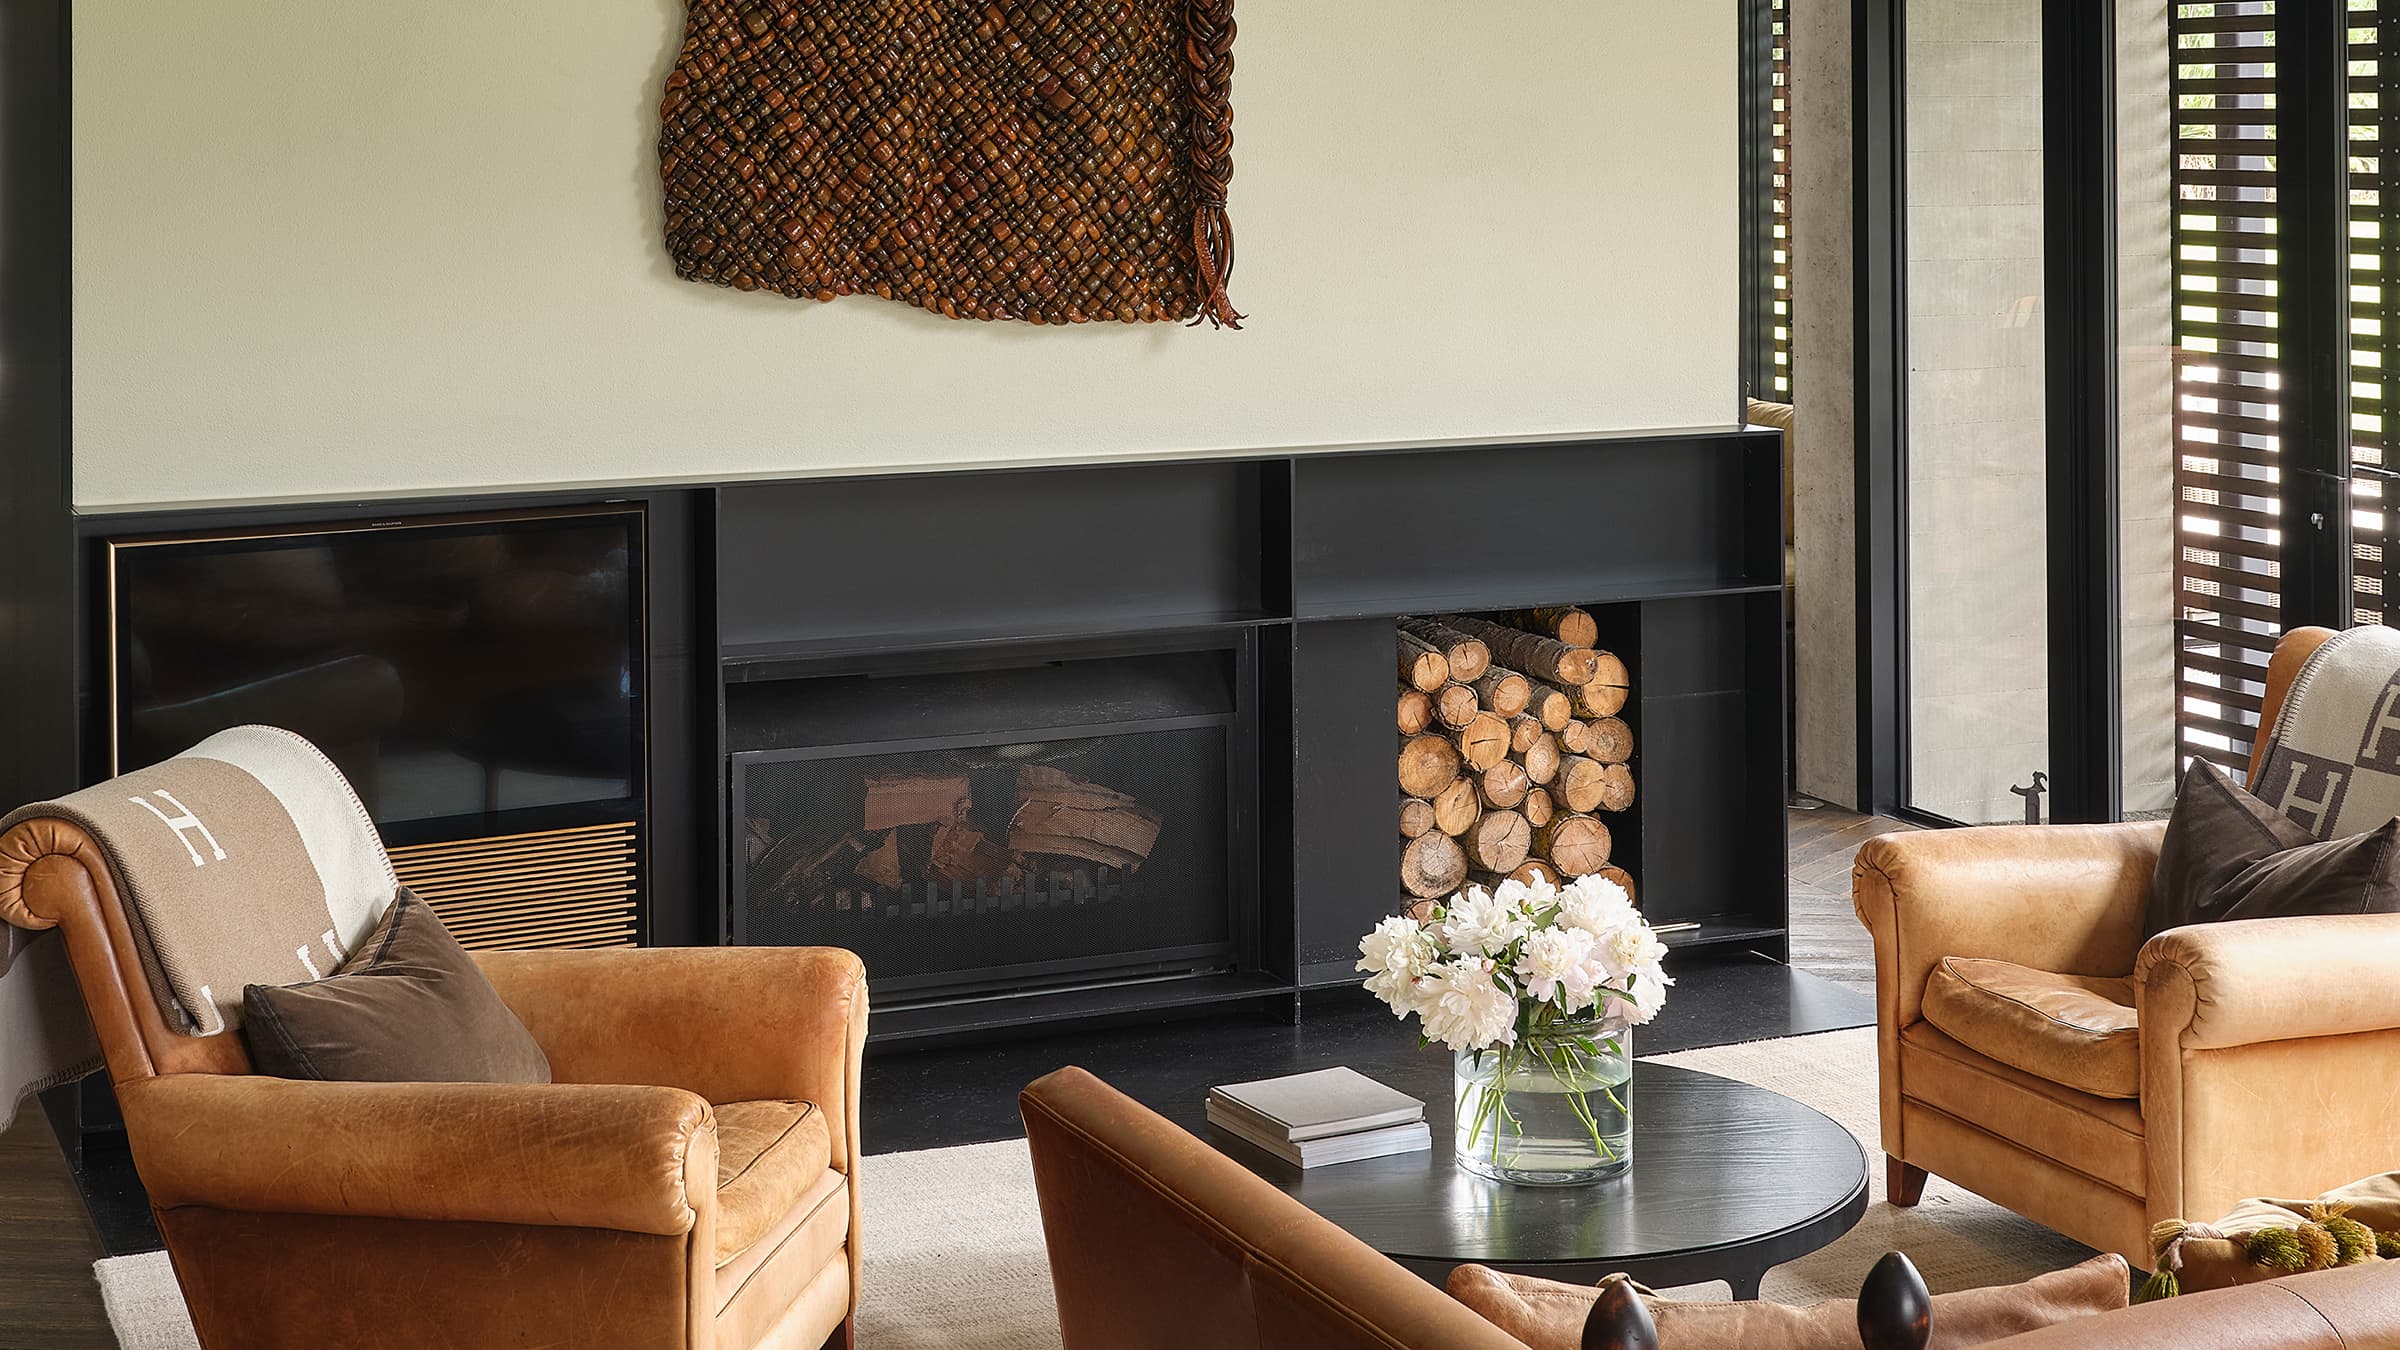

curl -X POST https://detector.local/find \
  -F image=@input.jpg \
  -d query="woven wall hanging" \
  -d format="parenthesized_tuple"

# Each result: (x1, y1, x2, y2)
(658, 1, 1241, 328)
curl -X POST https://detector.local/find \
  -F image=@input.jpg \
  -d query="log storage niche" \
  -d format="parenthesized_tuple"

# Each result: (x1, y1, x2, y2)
(1394, 609, 1637, 902)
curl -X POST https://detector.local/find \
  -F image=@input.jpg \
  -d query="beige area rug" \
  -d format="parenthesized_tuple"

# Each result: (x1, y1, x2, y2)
(93, 1027, 2096, 1348)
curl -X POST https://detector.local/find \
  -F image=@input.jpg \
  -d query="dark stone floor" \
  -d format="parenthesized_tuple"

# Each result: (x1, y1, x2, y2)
(863, 954, 1872, 1155)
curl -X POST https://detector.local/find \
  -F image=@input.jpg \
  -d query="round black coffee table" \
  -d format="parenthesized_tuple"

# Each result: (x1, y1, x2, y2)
(1182, 1060, 1867, 1298)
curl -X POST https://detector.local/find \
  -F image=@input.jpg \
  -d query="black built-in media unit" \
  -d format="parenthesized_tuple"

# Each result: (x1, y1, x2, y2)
(68, 429, 1786, 1044)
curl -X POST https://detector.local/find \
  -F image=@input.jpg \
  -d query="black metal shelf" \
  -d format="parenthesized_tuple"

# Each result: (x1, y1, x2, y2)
(1293, 579, 1783, 624)
(721, 613, 1286, 679)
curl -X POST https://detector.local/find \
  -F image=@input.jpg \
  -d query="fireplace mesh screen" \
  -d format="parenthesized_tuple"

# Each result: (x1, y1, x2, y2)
(733, 726, 1232, 997)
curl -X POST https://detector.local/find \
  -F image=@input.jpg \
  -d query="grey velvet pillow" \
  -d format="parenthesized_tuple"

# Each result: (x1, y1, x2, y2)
(2146, 758, 2400, 939)
(241, 890, 550, 1084)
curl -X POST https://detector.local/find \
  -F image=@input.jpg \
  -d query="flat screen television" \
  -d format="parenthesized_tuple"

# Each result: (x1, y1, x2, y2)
(108, 506, 645, 842)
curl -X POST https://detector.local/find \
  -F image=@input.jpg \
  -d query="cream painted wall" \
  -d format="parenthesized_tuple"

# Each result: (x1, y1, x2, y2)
(71, 2, 1739, 510)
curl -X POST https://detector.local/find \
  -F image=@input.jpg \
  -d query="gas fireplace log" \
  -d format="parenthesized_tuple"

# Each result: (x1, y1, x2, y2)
(1490, 607, 1600, 649)
(1435, 683, 1482, 731)
(1400, 797, 1437, 839)
(744, 817, 774, 865)
(1397, 689, 1435, 736)
(1530, 686, 1572, 732)
(1470, 668, 1531, 719)
(1402, 831, 1469, 899)
(1455, 713, 1511, 773)
(1399, 617, 1492, 685)
(1398, 632, 1450, 692)
(1556, 756, 1609, 814)
(1534, 814, 1612, 877)
(1586, 716, 1634, 764)
(930, 817, 1022, 886)
(1521, 732, 1561, 787)
(758, 829, 873, 907)
(1594, 762, 1636, 813)
(1009, 765, 1166, 871)
(862, 773, 972, 831)
(1466, 809, 1532, 873)
(1437, 615, 1601, 686)
(1431, 777, 1482, 836)
(1522, 786, 1556, 829)
(1479, 758, 1530, 811)
(855, 831, 903, 890)
(1399, 734, 1465, 797)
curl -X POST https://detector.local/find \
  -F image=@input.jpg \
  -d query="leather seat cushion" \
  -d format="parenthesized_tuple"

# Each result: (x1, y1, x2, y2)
(1921, 957, 2141, 1099)
(713, 1099, 830, 1266)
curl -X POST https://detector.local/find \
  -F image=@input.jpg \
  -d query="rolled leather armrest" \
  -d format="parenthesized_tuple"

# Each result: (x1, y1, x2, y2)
(1854, 821, 2165, 1029)
(474, 945, 868, 1170)
(122, 1073, 715, 1234)
(2136, 912, 2400, 1050)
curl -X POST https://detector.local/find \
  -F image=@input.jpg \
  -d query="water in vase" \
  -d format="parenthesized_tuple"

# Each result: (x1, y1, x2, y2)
(1452, 1030, 1634, 1186)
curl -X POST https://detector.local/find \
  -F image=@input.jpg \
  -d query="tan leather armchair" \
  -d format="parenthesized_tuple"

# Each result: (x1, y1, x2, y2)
(1021, 1066, 2400, 1349)
(1854, 627, 2400, 1266)
(0, 816, 866, 1349)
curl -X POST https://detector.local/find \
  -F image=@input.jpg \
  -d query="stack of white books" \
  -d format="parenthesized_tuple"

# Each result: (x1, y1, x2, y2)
(1205, 1066, 1429, 1168)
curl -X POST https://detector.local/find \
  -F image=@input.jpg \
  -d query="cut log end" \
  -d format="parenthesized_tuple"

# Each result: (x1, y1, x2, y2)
(1397, 689, 1435, 736)
(1456, 713, 1511, 772)
(1534, 814, 1612, 877)
(1431, 777, 1482, 836)
(1399, 734, 1465, 797)
(1436, 683, 1482, 730)
(1398, 631, 1450, 692)
(1466, 809, 1531, 873)
(1399, 797, 1436, 839)
(1479, 759, 1530, 810)
(1402, 831, 1468, 899)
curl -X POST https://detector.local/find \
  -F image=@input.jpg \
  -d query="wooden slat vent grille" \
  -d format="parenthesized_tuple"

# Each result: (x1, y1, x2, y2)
(388, 821, 640, 951)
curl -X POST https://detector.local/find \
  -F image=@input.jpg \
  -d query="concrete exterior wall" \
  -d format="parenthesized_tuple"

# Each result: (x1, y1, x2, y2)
(1790, 0, 1859, 808)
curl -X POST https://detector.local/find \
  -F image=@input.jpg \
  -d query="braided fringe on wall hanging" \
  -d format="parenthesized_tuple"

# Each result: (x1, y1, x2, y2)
(659, 0, 1242, 329)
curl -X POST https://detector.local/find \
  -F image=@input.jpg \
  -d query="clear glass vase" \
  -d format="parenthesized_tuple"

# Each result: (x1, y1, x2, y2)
(1452, 1016, 1633, 1185)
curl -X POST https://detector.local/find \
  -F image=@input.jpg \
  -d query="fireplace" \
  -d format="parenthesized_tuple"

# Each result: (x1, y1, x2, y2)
(725, 643, 1252, 1015)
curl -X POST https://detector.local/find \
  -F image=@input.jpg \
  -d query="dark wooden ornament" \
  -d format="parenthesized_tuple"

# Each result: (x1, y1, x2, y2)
(1858, 1251, 1933, 1350)
(1580, 1279, 1660, 1350)
(658, 0, 1242, 327)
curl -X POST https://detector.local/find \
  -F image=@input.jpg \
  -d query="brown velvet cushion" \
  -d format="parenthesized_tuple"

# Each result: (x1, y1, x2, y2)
(2147, 758, 2400, 938)
(1920, 957, 2141, 1099)
(711, 1098, 831, 1266)
(241, 891, 550, 1084)
(1447, 1254, 2131, 1350)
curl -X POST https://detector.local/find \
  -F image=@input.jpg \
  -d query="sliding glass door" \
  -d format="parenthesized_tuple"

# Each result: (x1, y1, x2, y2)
(1900, 0, 2053, 824)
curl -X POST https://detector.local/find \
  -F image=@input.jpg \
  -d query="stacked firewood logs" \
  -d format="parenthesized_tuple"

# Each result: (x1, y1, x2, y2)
(1397, 611, 1636, 902)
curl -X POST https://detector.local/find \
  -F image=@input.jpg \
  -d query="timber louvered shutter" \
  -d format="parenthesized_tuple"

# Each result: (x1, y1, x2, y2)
(2355, 7, 2399, 633)
(1771, 0, 1793, 397)
(2173, 1, 2283, 774)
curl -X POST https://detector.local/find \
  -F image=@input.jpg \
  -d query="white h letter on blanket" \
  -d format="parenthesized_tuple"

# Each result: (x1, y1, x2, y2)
(126, 790, 227, 867)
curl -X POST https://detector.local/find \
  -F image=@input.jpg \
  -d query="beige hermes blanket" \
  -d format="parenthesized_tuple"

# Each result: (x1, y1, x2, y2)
(0, 727, 399, 1123)
(2251, 625, 2400, 838)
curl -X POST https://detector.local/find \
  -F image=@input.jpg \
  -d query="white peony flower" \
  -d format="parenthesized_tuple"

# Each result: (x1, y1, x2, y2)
(1439, 886, 1532, 959)
(1615, 965, 1675, 1024)
(1597, 923, 1668, 985)
(1512, 924, 1596, 1006)
(1356, 915, 1440, 1015)
(1417, 957, 1521, 1052)
(1556, 875, 1638, 941)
